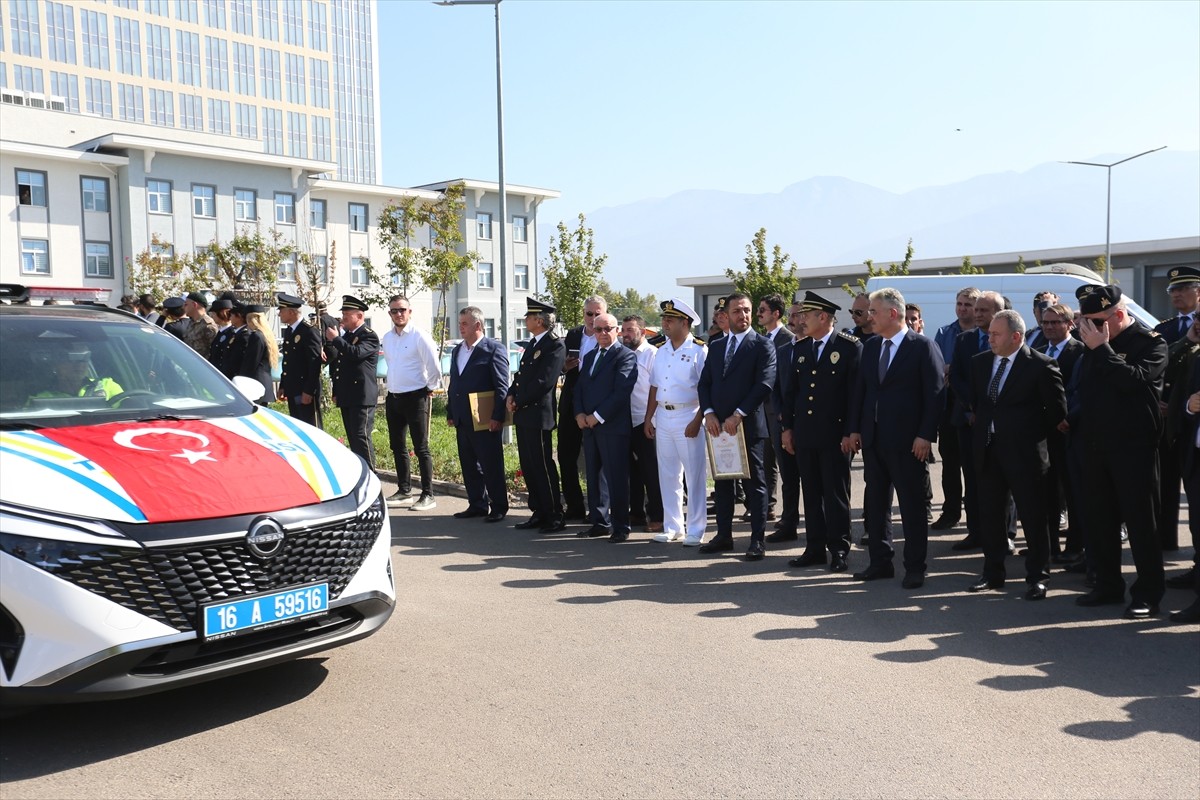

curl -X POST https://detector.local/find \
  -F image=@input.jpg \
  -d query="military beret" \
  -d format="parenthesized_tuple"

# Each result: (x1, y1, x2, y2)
(185, 291, 209, 308)
(1076, 284, 1122, 316)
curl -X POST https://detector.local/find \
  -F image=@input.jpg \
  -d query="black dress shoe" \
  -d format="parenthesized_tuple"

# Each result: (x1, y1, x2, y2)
(1075, 590, 1125, 607)
(514, 517, 544, 530)
(830, 553, 848, 572)
(744, 543, 766, 561)
(951, 535, 981, 551)
(609, 530, 629, 543)
(853, 563, 895, 581)
(788, 550, 827, 568)
(902, 573, 925, 589)
(765, 529, 799, 543)
(484, 511, 507, 523)
(1169, 600, 1200, 623)
(966, 578, 1004, 593)
(540, 518, 567, 533)
(584, 524, 611, 538)
(698, 538, 734, 554)
(1123, 601, 1159, 620)
(1165, 568, 1196, 590)
(1025, 582, 1047, 601)
(930, 514, 961, 530)
(454, 508, 488, 519)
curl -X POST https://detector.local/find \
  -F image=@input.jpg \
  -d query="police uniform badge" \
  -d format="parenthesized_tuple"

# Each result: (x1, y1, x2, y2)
(352, 336, 359, 344)
(534, 349, 542, 359)
(293, 334, 301, 343)
(830, 351, 840, 364)
(797, 356, 806, 364)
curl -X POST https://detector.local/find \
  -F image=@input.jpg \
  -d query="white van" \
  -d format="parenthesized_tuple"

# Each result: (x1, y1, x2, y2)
(864, 263, 1159, 330)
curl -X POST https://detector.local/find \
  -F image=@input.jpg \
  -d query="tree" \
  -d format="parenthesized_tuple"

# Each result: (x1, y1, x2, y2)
(362, 195, 426, 305)
(295, 240, 339, 312)
(959, 254, 984, 275)
(725, 228, 798, 308)
(596, 279, 660, 325)
(126, 235, 203, 300)
(422, 183, 479, 349)
(206, 226, 294, 304)
(541, 213, 608, 329)
(1015, 255, 1027, 274)
(842, 238, 914, 297)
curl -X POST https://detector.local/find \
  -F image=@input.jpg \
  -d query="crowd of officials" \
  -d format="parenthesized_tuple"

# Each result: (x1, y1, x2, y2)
(140, 267, 1200, 624)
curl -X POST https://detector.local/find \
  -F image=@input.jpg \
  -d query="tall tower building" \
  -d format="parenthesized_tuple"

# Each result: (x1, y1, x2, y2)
(0, 0, 381, 184)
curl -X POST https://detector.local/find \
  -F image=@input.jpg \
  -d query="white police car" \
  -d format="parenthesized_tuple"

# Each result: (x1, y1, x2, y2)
(0, 289, 394, 706)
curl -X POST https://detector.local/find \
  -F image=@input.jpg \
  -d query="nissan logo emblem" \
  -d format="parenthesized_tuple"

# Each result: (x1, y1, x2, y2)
(247, 517, 286, 559)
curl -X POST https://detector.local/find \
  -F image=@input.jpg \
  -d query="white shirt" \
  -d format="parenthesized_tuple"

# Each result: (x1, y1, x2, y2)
(382, 324, 440, 393)
(628, 339, 658, 425)
(455, 337, 479, 374)
(652, 337, 707, 408)
(578, 329, 598, 364)
(880, 325, 909, 372)
(988, 352, 1014, 397)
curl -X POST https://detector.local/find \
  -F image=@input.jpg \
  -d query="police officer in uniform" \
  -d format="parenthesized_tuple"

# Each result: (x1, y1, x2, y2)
(161, 297, 189, 340)
(507, 298, 568, 532)
(644, 298, 709, 545)
(208, 294, 236, 374)
(781, 291, 862, 572)
(1073, 285, 1168, 619)
(277, 292, 323, 426)
(324, 295, 380, 467)
(222, 302, 251, 380)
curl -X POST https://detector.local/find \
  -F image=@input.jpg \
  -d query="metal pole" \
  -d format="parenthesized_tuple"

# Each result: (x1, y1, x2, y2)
(494, 0, 508, 347)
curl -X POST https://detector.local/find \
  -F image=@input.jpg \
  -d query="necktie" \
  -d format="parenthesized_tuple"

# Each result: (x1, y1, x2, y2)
(1182, 316, 1191, 337)
(590, 347, 606, 376)
(1046, 343, 1058, 359)
(724, 334, 738, 374)
(878, 339, 893, 384)
(979, 330, 987, 352)
(812, 338, 822, 362)
(988, 357, 1009, 403)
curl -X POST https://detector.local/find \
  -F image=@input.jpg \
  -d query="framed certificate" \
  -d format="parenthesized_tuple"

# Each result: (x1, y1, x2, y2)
(468, 391, 513, 431)
(706, 426, 750, 480)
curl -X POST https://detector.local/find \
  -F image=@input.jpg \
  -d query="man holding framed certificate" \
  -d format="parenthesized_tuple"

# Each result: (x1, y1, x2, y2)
(698, 293, 778, 560)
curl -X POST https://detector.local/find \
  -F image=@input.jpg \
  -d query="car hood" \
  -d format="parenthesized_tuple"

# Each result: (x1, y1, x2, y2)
(0, 408, 363, 523)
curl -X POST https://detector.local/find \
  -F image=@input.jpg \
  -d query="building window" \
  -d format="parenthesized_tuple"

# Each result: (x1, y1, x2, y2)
(307, 0, 327, 50)
(147, 179, 172, 214)
(349, 202, 368, 233)
(484, 318, 496, 338)
(514, 320, 529, 341)
(282, 0, 303, 44)
(275, 193, 296, 224)
(279, 252, 296, 281)
(235, 189, 256, 221)
(80, 9, 109, 70)
(177, 0, 199, 24)
(512, 215, 528, 243)
(350, 257, 367, 286)
(204, 0, 226, 29)
(16, 170, 47, 207)
(476, 212, 492, 240)
(46, 1, 77, 65)
(84, 77, 113, 117)
(10, 0, 42, 57)
(198, 247, 218, 278)
(85, 242, 113, 278)
(82, 177, 109, 212)
(146, 24, 172, 81)
(233, 41, 255, 95)
(477, 262, 494, 289)
(146, 0, 170, 17)
(259, 47, 281, 100)
(205, 35, 229, 92)
(230, 0, 252, 34)
(177, 30, 201, 87)
(149, 88, 174, 125)
(192, 184, 216, 218)
(179, 93, 203, 130)
(312, 116, 332, 161)
(257, 1, 279, 40)
(287, 111, 307, 158)
(208, 97, 230, 134)
(309, 57, 329, 108)
(114, 15, 141, 76)
(285, 52, 305, 104)
(50, 71, 81, 112)
(13, 65, 45, 94)
(262, 107, 283, 154)
(235, 102, 257, 138)
(21, 239, 50, 275)
(117, 82, 144, 121)
(310, 254, 328, 284)
(310, 199, 326, 229)
(514, 263, 529, 291)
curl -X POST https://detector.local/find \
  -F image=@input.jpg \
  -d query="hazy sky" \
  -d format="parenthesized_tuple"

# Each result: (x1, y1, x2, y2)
(379, 0, 1200, 226)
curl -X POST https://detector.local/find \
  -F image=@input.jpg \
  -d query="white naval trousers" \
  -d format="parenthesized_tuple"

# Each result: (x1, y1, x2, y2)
(653, 405, 709, 542)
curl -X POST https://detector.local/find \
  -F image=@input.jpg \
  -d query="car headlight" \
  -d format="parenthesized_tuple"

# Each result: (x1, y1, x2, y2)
(0, 533, 139, 574)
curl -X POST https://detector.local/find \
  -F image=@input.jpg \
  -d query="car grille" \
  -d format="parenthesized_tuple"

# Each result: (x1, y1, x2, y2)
(33, 498, 386, 633)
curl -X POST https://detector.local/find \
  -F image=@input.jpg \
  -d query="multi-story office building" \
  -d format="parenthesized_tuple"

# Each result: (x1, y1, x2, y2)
(0, 1, 559, 342)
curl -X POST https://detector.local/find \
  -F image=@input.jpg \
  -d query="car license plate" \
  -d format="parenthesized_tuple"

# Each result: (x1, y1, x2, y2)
(201, 583, 329, 642)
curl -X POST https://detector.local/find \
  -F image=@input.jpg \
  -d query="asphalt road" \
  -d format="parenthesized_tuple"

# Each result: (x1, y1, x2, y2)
(3, 462, 1198, 799)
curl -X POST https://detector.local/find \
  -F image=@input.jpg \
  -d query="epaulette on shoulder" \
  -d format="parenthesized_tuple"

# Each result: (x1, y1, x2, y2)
(692, 335, 706, 345)
(1147, 328, 1162, 338)
(836, 331, 859, 343)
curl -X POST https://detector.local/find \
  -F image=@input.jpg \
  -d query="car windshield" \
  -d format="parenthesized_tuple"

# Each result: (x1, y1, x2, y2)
(0, 308, 256, 429)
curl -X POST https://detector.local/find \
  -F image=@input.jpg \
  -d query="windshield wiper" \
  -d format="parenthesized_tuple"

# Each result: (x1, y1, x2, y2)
(131, 414, 205, 422)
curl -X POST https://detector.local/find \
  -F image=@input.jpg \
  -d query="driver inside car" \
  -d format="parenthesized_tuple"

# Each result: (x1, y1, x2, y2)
(33, 342, 124, 401)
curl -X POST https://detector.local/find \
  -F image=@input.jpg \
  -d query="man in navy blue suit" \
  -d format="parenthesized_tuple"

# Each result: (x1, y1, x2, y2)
(846, 287, 946, 588)
(446, 306, 511, 523)
(698, 292, 778, 560)
(574, 312, 639, 542)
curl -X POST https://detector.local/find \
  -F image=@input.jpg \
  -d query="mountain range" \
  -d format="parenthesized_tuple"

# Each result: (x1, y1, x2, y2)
(545, 151, 1199, 299)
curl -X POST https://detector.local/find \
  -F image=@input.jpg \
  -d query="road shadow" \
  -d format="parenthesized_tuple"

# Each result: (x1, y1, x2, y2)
(0, 658, 329, 782)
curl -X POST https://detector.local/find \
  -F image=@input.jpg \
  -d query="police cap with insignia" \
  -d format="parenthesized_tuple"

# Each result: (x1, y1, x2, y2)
(211, 297, 234, 311)
(341, 294, 368, 312)
(277, 292, 304, 309)
(660, 297, 699, 326)
(185, 291, 209, 308)
(713, 296, 729, 315)
(162, 296, 186, 311)
(1167, 266, 1200, 289)
(1076, 284, 1122, 315)
(798, 290, 840, 314)
(243, 303, 266, 315)
(525, 297, 555, 315)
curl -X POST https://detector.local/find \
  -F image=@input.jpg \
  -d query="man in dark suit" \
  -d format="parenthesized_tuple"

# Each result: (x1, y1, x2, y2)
(507, 298, 568, 532)
(964, 310, 1066, 599)
(846, 287, 945, 588)
(447, 306, 511, 522)
(324, 295, 380, 468)
(557, 295, 607, 520)
(1036, 303, 1086, 561)
(574, 312, 638, 542)
(781, 292, 862, 572)
(697, 292, 777, 560)
(1169, 357, 1200, 623)
(1073, 285, 1168, 620)
(276, 292, 323, 426)
(757, 293, 798, 538)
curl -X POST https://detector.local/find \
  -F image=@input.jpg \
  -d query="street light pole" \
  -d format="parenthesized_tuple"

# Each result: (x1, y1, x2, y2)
(1064, 145, 1167, 283)
(435, 0, 508, 347)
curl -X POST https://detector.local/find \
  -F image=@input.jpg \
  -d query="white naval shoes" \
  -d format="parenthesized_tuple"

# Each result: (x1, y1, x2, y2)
(681, 535, 703, 547)
(653, 531, 684, 543)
